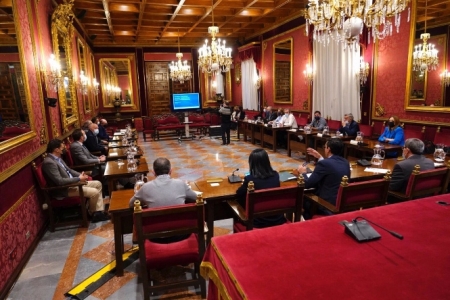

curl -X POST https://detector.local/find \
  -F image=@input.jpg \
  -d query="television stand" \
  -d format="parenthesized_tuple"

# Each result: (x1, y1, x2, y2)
(178, 112, 203, 142)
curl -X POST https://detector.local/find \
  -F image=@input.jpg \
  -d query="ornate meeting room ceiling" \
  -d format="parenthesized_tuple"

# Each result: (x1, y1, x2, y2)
(71, 0, 307, 47)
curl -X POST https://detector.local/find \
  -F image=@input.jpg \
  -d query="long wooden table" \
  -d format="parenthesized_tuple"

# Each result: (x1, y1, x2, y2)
(104, 157, 149, 192)
(109, 189, 134, 276)
(201, 194, 450, 299)
(237, 120, 291, 152)
(107, 147, 143, 161)
(343, 139, 403, 158)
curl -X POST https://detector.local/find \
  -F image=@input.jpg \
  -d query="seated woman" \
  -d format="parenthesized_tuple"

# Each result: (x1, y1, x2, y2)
(236, 148, 286, 228)
(378, 115, 405, 157)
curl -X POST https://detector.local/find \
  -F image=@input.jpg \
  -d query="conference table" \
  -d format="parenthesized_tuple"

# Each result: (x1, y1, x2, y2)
(343, 139, 403, 158)
(107, 147, 143, 161)
(104, 157, 149, 192)
(237, 120, 292, 152)
(200, 194, 450, 299)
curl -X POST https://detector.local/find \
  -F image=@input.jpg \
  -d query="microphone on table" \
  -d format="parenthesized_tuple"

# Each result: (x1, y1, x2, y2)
(228, 168, 241, 183)
(343, 216, 403, 242)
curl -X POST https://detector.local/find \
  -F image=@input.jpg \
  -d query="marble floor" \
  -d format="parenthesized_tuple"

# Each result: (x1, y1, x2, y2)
(7, 131, 303, 300)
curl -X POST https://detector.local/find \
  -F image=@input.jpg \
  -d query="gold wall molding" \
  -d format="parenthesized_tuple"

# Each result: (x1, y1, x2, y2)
(0, 187, 35, 224)
(40, 125, 47, 145)
(375, 103, 385, 117)
(52, 122, 59, 138)
(0, 145, 47, 184)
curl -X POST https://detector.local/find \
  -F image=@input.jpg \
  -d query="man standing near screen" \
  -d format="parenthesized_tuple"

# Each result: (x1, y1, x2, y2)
(219, 101, 232, 145)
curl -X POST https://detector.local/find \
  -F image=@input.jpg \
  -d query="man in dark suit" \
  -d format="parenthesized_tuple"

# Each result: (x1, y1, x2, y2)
(219, 101, 232, 145)
(339, 113, 360, 136)
(296, 138, 350, 219)
(70, 129, 106, 177)
(84, 123, 108, 155)
(388, 138, 434, 203)
(42, 139, 109, 223)
(98, 119, 110, 142)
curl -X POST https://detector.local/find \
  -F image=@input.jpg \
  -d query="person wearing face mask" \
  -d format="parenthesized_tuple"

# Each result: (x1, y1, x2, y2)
(84, 123, 108, 155)
(42, 139, 110, 223)
(70, 129, 106, 178)
(309, 111, 327, 131)
(387, 138, 434, 203)
(277, 108, 298, 148)
(339, 113, 359, 136)
(378, 115, 405, 146)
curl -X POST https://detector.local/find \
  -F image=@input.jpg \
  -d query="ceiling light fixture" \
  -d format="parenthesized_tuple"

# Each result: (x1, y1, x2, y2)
(304, 0, 411, 49)
(169, 31, 192, 84)
(198, 0, 232, 75)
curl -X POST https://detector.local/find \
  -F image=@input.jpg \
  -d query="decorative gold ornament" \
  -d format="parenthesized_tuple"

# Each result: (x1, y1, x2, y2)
(375, 103, 385, 117)
(40, 125, 47, 145)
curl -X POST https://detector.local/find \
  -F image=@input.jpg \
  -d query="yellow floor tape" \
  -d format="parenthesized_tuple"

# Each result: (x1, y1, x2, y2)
(66, 246, 139, 299)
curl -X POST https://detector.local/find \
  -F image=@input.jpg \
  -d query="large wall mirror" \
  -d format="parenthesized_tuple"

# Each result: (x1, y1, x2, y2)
(77, 39, 90, 113)
(200, 71, 232, 103)
(273, 38, 293, 104)
(51, 2, 78, 130)
(0, 2, 35, 154)
(100, 58, 134, 107)
(405, 0, 450, 112)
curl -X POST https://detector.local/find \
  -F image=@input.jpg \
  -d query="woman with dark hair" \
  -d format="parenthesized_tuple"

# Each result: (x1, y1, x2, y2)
(236, 149, 285, 228)
(379, 115, 405, 157)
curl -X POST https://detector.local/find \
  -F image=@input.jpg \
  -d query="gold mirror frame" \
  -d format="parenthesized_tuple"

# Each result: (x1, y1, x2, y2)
(273, 38, 293, 104)
(100, 58, 136, 108)
(77, 38, 91, 113)
(201, 71, 232, 103)
(90, 53, 99, 108)
(0, 1, 37, 154)
(405, 0, 450, 112)
(51, 1, 79, 130)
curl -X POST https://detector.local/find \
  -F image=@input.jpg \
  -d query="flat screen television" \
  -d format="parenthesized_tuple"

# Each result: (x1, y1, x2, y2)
(171, 93, 202, 112)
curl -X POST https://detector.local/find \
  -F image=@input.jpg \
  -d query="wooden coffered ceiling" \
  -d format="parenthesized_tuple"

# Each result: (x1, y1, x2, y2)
(0, 0, 16, 45)
(416, 0, 450, 30)
(71, 0, 307, 47)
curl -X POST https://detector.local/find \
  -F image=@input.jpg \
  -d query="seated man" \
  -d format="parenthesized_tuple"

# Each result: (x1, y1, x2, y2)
(70, 129, 106, 178)
(263, 106, 277, 123)
(295, 139, 350, 219)
(388, 138, 434, 203)
(277, 108, 298, 148)
(98, 119, 110, 142)
(42, 139, 109, 223)
(339, 113, 360, 136)
(84, 123, 108, 155)
(309, 110, 327, 131)
(129, 157, 198, 243)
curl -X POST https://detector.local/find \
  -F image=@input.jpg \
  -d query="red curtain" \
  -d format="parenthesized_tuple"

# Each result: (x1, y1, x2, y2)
(238, 46, 261, 70)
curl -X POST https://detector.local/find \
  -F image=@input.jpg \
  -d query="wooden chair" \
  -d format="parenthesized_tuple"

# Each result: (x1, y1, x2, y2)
(306, 173, 391, 217)
(295, 114, 309, 126)
(403, 125, 425, 140)
(133, 197, 206, 299)
(142, 117, 155, 142)
(388, 164, 450, 202)
(228, 177, 305, 232)
(358, 123, 374, 139)
(32, 157, 88, 232)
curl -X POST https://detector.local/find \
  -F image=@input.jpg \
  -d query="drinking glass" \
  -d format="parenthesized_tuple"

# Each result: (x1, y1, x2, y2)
(117, 159, 124, 166)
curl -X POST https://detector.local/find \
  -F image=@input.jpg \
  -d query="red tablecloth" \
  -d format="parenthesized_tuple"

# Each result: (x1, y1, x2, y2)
(201, 194, 450, 300)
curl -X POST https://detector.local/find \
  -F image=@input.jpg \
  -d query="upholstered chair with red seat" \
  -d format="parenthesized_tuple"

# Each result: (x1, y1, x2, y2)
(228, 177, 305, 232)
(433, 126, 450, 146)
(133, 197, 206, 299)
(62, 141, 101, 180)
(142, 116, 155, 142)
(306, 174, 391, 218)
(358, 123, 374, 139)
(32, 157, 88, 232)
(403, 125, 425, 140)
(295, 114, 309, 127)
(388, 164, 450, 202)
(327, 119, 341, 131)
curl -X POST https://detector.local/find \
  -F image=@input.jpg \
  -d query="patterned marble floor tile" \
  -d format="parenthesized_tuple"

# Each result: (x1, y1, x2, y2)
(7, 273, 61, 300)
(89, 222, 115, 240)
(82, 240, 131, 265)
(73, 257, 110, 287)
(81, 232, 110, 255)
(91, 271, 137, 300)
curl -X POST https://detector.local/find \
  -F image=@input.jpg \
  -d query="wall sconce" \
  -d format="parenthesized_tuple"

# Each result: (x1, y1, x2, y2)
(255, 75, 261, 89)
(359, 58, 370, 85)
(440, 70, 450, 87)
(77, 70, 89, 95)
(235, 63, 241, 85)
(303, 64, 314, 85)
(92, 78, 99, 95)
(44, 53, 63, 92)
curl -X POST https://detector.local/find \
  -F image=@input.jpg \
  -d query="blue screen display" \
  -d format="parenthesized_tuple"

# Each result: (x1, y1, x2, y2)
(171, 93, 201, 111)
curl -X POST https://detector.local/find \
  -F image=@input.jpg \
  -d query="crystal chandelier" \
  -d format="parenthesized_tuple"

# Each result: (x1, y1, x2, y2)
(77, 70, 89, 95)
(304, 0, 411, 49)
(92, 78, 99, 95)
(45, 53, 63, 92)
(441, 70, 450, 87)
(169, 32, 192, 84)
(198, 0, 232, 75)
(359, 58, 369, 85)
(412, 0, 438, 72)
